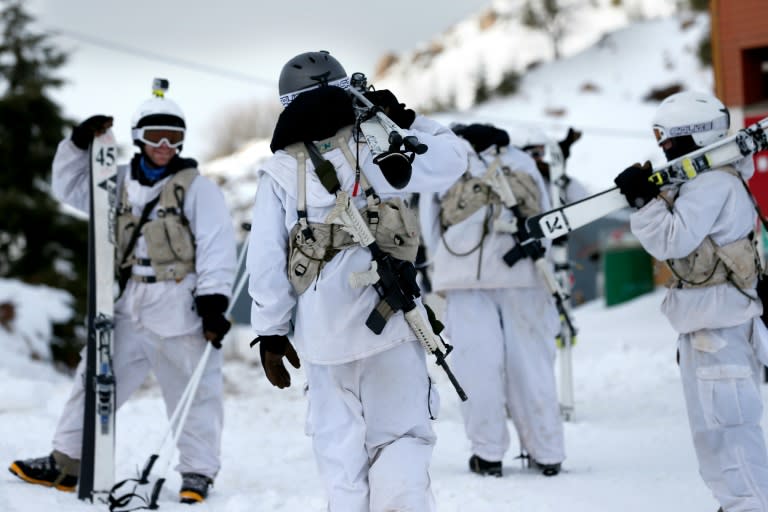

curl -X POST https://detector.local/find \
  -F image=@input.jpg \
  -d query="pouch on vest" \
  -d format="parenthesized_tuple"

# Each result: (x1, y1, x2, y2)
(439, 169, 541, 229)
(141, 212, 195, 265)
(440, 176, 492, 229)
(288, 223, 356, 295)
(503, 169, 542, 219)
(667, 236, 758, 289)
(371, 197, 420, 262)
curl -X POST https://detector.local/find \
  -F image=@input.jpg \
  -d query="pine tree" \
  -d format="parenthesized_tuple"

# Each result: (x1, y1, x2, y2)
(0, 0, 88, 366)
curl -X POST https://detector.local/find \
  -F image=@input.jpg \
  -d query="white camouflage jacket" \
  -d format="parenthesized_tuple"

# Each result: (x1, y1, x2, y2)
(247, 115, 468, 364)
(630, 157, 761, 333)
(52, 138, 237, 338)
(420, 141, 553, 292)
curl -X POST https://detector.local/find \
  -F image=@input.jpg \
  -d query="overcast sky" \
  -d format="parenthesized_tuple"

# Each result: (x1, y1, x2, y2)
(26, 0, 491, 159)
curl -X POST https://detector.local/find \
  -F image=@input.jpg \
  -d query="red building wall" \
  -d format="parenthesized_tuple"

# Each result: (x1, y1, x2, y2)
(711, 0, 768, 107)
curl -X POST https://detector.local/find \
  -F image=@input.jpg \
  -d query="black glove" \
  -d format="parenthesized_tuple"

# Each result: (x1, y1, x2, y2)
(363, 89, 416, 129)
(452, 123, 510, 153)
(250, 335, 301, 389)
(194, 294, 231, 349)
(558, 127, 582, 160)
(614, 161, 660, 209)
(71, 115, 114, 150)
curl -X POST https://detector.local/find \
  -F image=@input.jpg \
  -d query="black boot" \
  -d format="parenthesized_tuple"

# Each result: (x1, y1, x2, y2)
(8, 451, 79, 491)
(179, 472, 213, 504)
(468, 455, 502, 477)
(531, 458, 561, 476)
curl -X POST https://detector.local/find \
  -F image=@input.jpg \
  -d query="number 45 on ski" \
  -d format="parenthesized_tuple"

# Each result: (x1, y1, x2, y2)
(79, 129, 118, 502)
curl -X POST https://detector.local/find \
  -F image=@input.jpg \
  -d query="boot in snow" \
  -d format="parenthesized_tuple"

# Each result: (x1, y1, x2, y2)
(468, 455, 502, 477)
(532, 458, 561, 476)
(179, 472, 213, 504)
(8, 451, 79, 491)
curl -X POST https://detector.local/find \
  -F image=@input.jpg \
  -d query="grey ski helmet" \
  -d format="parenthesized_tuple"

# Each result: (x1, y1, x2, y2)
(278, 51, 349, 107)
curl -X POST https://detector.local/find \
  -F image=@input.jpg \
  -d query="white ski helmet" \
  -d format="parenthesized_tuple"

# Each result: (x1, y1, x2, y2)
(652, 91, 729, 148)
(507, 124, 549, 150)
(278, 50, 350, 107)
(130, 78, 186, 147)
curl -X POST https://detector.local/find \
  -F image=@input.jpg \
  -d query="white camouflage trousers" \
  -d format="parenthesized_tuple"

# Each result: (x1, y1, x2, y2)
(52, 311, 224, 479)
(678, 319, 768, 512)
(445, 286, 565, 465)
(304, 340, 437, 512)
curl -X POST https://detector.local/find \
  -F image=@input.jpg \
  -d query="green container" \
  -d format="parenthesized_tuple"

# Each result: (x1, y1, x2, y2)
(603, 244, 655, 306)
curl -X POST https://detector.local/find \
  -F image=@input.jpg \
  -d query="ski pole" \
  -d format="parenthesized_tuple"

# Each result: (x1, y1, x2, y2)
(141, 224, 251, 482)
(145, 229, 251, 505)
(110, 226, 251, 509)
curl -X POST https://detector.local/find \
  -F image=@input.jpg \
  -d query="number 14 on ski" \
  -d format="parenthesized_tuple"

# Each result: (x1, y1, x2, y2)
(525, 116, 768, 240)
(79, 130, 118, 502)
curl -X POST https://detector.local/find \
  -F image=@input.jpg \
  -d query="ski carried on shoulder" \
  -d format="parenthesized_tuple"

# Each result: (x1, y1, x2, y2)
(525, 116, 768, 240)
(80, 129, 118, 502)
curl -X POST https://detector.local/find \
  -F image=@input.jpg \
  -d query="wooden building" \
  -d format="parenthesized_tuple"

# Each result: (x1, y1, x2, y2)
(710, 0, 768, 213)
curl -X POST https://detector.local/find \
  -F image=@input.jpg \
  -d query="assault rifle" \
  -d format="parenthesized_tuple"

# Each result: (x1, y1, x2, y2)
(309, 144, 466, 400)
(482, 153, 577, 343)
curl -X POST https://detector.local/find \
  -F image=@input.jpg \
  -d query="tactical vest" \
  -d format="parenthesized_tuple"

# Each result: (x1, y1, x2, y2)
(282, 128, 420, 295)
(439, 156, 541, 230)
(116, 168, 198, 283)
(666, 166, 760, 290)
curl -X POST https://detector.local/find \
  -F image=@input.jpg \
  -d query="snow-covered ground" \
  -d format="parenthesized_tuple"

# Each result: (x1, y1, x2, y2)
(0, 281, 739, 512)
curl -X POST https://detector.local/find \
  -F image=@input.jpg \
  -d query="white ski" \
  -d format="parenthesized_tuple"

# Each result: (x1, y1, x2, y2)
(358, 117, 393, 156)
(348, 74, 428, 166)
(546, 139, 577, 421)
(79, 129, 118, 501)
(526, 116, 768, 240)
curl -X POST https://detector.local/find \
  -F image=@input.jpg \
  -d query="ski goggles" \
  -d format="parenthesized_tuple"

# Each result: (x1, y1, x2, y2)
(653, 115, 729, 144)
(133, 126, 185, 148)
(279, 76, 351, 107)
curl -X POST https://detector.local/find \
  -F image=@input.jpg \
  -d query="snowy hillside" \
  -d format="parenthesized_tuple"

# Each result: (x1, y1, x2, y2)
(203, 9, 711, 233)
(374, 0, 679, 112)
(0, 281, 737, 511)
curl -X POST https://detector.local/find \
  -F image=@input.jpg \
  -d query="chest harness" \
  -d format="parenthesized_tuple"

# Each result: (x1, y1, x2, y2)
(115, 168, 198, 286)
(438, 154, 542, 277)
(282, 127, 420, 295)
(664, 166, 760, 292)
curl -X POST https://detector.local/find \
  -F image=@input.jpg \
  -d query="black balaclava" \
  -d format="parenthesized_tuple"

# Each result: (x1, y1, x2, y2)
(662, 135, 699, 162)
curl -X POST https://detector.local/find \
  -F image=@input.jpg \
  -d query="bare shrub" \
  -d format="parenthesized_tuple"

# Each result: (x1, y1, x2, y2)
(205, 98, 283, 160)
